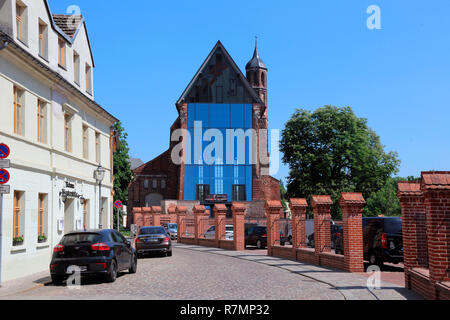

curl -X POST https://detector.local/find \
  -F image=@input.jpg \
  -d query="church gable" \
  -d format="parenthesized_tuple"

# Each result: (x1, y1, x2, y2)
(177, 41, 264, 106)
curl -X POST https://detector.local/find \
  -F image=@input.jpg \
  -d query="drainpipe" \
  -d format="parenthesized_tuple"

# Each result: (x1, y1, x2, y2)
(0, 35, 10, 51)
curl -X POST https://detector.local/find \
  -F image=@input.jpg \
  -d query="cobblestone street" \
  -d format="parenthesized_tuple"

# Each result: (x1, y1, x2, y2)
(0, 243, 421, 300)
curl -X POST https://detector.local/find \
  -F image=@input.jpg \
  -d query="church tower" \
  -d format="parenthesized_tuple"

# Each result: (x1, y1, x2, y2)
(246, 38, 268, 106)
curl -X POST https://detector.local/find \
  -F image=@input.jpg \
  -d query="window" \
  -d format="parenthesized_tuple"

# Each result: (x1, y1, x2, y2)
(144, 180, 149, 189)
(82, 125, 89, 159)
(85, 64, 92, 94)
(95, 132, 100, 163)
(13, 86, 24, 136)
(232, 185, 246, 201)
(37, 100, 46, 143)
(64, 114, 72, 152)
(152, 179, 158, 189)
(38, 20, 48, 59)
(38, 193, 47, 238)
(16, 2, 27, 43)
(83, 200, 89, 230)
(58, 37, 66, 68)
(13, 191, 24, 243)
(196, 184, 210, 201)
(73, 51, 80, 85)
(161, 179, 166, 189)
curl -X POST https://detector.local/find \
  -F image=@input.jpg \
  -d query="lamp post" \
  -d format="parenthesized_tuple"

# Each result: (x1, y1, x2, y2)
(94, 164, 105, 229)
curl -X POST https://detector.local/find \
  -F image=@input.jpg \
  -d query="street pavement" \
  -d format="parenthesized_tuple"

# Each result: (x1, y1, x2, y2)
(0, 243, 422, 300)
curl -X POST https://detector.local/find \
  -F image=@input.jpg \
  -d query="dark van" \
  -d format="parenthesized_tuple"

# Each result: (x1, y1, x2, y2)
(335, 217, 403, 265)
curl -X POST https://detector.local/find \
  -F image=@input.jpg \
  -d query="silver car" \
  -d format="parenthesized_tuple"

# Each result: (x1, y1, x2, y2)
(204, 225, 233, 240)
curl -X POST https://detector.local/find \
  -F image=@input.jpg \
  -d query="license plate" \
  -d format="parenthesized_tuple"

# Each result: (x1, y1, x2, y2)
(66, 265, 87, 273)
(146, 239, 158, 243)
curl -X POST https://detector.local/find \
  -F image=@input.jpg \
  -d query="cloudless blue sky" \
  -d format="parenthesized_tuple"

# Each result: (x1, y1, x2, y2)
(49, 0, 450, 182)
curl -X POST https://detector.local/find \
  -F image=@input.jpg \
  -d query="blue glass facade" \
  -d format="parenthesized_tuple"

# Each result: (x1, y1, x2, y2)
(184, 103, 253, 202)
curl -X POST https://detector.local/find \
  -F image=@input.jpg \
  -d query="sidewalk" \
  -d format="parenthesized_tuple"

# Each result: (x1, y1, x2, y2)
(173, 242, 423, 300)
(0, 270, 52, 298)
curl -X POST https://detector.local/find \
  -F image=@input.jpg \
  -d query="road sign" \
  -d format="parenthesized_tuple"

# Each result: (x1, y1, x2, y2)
(0, 144, 10, 159)
(114, 200, 123, 209)
(0, 159, 10, 168)
(0, 169, 10, 185)
(0, 185, 9, 194)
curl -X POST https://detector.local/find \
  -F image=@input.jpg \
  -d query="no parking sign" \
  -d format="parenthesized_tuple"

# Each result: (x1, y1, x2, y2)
(114, 200, 123, 209)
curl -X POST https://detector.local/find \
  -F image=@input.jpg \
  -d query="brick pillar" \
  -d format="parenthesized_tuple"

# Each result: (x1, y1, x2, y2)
(142, 207, 151, 226)
(176, 206, 187, 241)
(132, 207, 143, 228)
(152, 206, 161, 227)
(311, 195, 332, 255)
(193, 205, 206, 244)
(265, 200, 283, 256)
(232, 203, 246, 251)
(397, 181, 427, 289)
(290, 198, 308, 258)
(340, 193, 365, 273)
(214, 204, 227, 247)
(421, 172, 450, 285)
(168, 206, 177, 223)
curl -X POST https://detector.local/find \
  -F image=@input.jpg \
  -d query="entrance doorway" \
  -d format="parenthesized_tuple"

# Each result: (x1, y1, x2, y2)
(64, 198, 75, 234)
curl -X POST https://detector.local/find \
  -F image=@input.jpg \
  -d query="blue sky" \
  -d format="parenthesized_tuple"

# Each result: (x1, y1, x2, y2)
(49, 0, 450, 182)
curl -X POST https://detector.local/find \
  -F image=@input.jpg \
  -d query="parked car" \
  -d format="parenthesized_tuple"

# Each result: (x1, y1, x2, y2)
(50, 229, 137, 285)
(204, 225, 234, 240)
(135, 226, 172, 257)
(334, 217, 403, 265)
(307, 221, 341, 248)
(164, 223, 177, 240)
(245, 225, 267, 249)
(280, 223, 292, 246)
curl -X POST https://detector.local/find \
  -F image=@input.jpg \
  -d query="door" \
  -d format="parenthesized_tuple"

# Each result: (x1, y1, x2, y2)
(115, 231, 132, 268)
(64, 198, 75, 234)
(110, 231, 126, 270)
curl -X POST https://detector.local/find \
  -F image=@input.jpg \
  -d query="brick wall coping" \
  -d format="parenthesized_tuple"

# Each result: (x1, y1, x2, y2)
(142, 207, 152, 213)
(289, 198, 308, 207)
(175, 206, 187, 213)
(231, 202, 246, 212)
(151, 206, 162, 213)
(410, 267, 430, 278)
(397, 181, 422, 196)
(132, 207, 142, 213)
(193, 205, 206, 212)
(311, 195, 333, 206)
(339, 192, 366, 204)
(421, 171, 450, 190)
(214, 204, 228, 212)
(265, 200, 283, 208)
(167, 206, 176, 214)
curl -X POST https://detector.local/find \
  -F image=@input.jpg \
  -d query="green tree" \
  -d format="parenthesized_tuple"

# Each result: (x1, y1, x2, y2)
(113, 122, 133, 229)
(280, 106, 400, 218)
(364, 176, 419, 217)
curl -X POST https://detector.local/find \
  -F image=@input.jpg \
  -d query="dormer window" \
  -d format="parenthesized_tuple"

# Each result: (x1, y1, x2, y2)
(58, 37, 66, 68)
(38, 20, 48, 60)
(16, 1, 27, 44)
(85, 63, 92, 95)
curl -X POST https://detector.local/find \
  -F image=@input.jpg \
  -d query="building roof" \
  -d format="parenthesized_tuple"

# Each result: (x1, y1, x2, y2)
(245, 40, 267, 70)
(421, 171, 450, 190)
(176, 40, 266, 111)
(52, 14, 83, 38)
(129, 158, 144, 170)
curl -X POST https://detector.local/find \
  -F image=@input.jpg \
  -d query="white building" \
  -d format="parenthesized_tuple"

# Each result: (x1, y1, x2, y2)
(0, 0, 118, 282)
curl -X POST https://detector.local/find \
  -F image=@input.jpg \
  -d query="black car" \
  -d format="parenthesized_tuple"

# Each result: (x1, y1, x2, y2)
(135, 226, 172, 257)
(307, 222, 342, 249)
(335, 217, 403, 265)
(245, 224, 267, 249)
(50, 229, 137, 285)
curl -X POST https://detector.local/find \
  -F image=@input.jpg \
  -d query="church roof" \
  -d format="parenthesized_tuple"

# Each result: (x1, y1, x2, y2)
(176, 41, 265, 109)
(246, 41, 267, 70)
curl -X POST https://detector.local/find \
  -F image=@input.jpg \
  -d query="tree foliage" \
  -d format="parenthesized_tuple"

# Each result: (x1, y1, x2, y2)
(280, 106, 400, 218)
(113, 122, 133, 229)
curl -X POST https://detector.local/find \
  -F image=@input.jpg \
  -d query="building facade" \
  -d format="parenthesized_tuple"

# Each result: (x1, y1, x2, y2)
(0, 0, 118, 282)
(128, 41, 280, 221)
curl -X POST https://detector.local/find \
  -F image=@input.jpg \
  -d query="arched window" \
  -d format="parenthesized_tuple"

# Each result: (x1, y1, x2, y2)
(254, 71, 259, 86)
(261, 72, 265, 87)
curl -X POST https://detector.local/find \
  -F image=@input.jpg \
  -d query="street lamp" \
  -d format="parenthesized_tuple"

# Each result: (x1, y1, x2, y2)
(94, 164, 105, 229)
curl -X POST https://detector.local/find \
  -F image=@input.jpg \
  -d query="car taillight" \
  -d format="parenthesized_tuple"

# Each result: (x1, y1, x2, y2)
(90, 243, 110, 251)
(163, 237, 170, 242)
(336, 233, 341, 238)
(53, 244, 64, 253)
(381, 232, 387, 249)
(262, 234, 267, 237)
(135, 238, 141, 244)
(50, 263, 58, 271)
(96, 263, 107, 269)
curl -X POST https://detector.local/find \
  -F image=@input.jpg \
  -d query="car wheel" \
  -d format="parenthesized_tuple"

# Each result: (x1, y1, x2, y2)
(256, 240, 262, 249)
(106, 260, 118, 283)
(129, 254, 137, 274)
(369, 252, 383, 267)
(288, 236, 293, 245)
(167, 250, 172, 257)
(51, 275, 65, 286)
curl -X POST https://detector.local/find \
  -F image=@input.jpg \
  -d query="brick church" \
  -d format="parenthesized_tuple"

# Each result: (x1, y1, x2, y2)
(127, 41, 281, 224)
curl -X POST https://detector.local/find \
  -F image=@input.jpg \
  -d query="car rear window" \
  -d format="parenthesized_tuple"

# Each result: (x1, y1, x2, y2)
(168, 223, 177, 229)
(61, 233, 101, 245)
(384, 218, 402, 234)
(226, 226, 233, 232)
(140, 227, 166, 235)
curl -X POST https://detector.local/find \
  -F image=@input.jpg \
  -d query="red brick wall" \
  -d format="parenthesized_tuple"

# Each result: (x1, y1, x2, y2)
(253, 176, 281, 201)
(272, 246, 295, 259)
